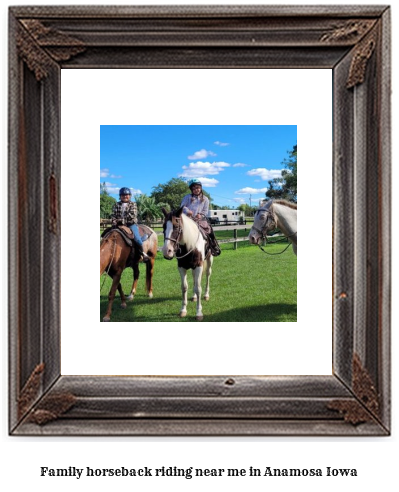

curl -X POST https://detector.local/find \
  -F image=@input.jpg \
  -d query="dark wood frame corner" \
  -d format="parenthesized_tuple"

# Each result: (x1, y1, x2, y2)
(9, 5, 391, 436)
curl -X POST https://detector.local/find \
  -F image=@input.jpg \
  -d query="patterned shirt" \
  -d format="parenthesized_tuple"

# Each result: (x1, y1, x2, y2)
(111, 200, 138, 225)
(181, 194, 209, 217)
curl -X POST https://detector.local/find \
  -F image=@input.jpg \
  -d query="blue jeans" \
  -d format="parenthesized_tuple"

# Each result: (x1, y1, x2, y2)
(129, 224, 143, 246)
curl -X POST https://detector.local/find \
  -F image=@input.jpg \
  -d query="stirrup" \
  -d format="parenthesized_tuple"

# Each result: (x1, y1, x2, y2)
(141, 252, 150, 262)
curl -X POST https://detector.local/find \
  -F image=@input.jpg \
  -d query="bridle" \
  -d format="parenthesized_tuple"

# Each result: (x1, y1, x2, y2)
(163, 215, 201, 259)
(253, 207, 296, 255)
(164, 216, 183, 252)
(252, 208, 276, 242)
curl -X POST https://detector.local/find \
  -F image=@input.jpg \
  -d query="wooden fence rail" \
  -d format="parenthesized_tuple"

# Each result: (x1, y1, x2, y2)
(100, 221, 285, 251)
(100, 219, 250, 231)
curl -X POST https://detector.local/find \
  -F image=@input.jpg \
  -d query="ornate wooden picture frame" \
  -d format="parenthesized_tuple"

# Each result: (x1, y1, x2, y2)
(9, 5, 391, 435)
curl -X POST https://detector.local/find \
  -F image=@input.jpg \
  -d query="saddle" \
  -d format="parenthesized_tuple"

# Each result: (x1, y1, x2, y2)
(102, 224, 153, 250)
(194, 218, 212, 239)
(101, 225, 134, 248)
(193, 217, 221, 257)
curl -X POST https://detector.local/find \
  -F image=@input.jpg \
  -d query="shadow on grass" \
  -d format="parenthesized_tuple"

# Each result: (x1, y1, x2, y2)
(134, 304, 297, 323)
(204, 303, 297, 322)
(101, 297, 296, 323)
(100, 295, 183, 322)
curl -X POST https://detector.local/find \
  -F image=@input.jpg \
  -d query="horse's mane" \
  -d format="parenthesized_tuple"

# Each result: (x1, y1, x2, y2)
(273, 199, 297, 210)
(164, 211, 203, 251)
(181, 213, 202, 250)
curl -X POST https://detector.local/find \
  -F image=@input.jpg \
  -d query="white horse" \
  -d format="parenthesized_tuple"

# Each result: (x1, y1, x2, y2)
(248, 200, 297, 255)
(162, 207, 213, 321)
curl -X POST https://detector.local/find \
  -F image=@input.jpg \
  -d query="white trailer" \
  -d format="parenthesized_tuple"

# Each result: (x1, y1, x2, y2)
(207, 209, 245, 225)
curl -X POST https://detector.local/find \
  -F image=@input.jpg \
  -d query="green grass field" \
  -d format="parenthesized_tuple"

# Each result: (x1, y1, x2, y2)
(100, 240, 297, 323)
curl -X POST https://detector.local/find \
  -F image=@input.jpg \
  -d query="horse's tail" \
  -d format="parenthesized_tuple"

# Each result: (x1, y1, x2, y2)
(142, 231, 157, 294)
(145, 257, 154, 294)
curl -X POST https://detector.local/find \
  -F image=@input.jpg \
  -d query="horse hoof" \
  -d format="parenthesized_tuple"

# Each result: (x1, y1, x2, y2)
(127, 294, 134, 301)
(103, 317, 110, 322)
(204, 296, 210, 301)
(148, 292, 153, 299)
(191, 296, 197, 302)
(179, 311, 187, 318)
(196, 315, 204, 321)
(121, 303, 127, 309)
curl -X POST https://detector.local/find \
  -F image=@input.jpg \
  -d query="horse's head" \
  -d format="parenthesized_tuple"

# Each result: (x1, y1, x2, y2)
(162, 207, 184, 259)
(248, 202, 276, 245)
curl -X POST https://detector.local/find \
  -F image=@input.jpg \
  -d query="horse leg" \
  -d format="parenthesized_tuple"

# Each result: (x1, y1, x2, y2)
(100, 253, 111, 276)
(203, 256, 213, 301)
(145, 257, 155, 298)
(100, 260, 108, 276)
(127, 264, 140, 301)
(117, 282, 127, 309)
(190, 269, 197, 302)
(178, 267, 188, 317)
(103, 271, 122, 322)
(193, 266, 204, 321)
(292, 242, 297, 256)
(100, 236, 116, 275)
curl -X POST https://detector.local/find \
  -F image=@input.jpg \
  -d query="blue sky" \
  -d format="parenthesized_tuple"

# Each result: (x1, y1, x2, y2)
(100, 125, 296, 207)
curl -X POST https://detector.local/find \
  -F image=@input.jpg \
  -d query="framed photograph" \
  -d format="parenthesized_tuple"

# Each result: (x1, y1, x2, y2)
(97, 123, 299, 325)
(9, 5, 390, 435)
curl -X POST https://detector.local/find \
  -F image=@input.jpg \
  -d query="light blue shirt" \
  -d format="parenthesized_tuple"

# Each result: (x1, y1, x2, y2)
(181, 194, 209, 216)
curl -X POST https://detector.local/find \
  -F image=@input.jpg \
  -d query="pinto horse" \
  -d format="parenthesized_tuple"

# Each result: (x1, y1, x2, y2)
(100, 225, 158, 321)
(248, 200, 297, 255)
(162, 207, 213, 321)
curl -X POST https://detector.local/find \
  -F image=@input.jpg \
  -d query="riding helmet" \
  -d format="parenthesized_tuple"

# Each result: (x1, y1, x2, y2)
(119, 187, 132, 196)
(188, 178, 202, 189)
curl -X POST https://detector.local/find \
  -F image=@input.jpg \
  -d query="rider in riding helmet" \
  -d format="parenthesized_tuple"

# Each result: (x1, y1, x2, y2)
(180, 179, 221, 256)
(111, 187, 149, 262)
(181, 178, 209, 218)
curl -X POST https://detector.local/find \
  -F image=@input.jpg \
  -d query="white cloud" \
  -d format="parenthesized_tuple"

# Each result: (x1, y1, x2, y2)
(214, 141, 229, 147)
(187, 177, 219, 188)
(233, 163, 248, 168)
(102, 182, 142, 196)
(100, 169, 122, 179)
(235, 187, 268, 195)
(188, 149, 217, 160)
(233, 197, 247, 204)
(180, 161, 230, 178)
(247, 168, 282, 180)
(103, 184, 120, 195)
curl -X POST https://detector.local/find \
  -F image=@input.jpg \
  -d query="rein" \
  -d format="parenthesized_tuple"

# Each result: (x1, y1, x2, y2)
(258, 238, 294, 255)
(253, 208, 296, 256)
(165, 216, 201, 259)
(175, 237, 200, 259)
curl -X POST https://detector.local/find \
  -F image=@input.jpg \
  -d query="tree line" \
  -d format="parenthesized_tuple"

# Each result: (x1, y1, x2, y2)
(100, 144, 297, 223)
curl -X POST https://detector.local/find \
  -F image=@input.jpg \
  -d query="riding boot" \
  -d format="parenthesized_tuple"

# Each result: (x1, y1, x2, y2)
(208, 232, 221, 256)
(136, 242, 149, 262)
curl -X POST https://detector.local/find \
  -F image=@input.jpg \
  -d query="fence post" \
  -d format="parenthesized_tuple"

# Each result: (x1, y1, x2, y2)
(234, 229, 237, 250)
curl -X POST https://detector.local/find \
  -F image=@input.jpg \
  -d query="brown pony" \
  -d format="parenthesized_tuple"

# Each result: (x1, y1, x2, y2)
(100, 225, 158, 322)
